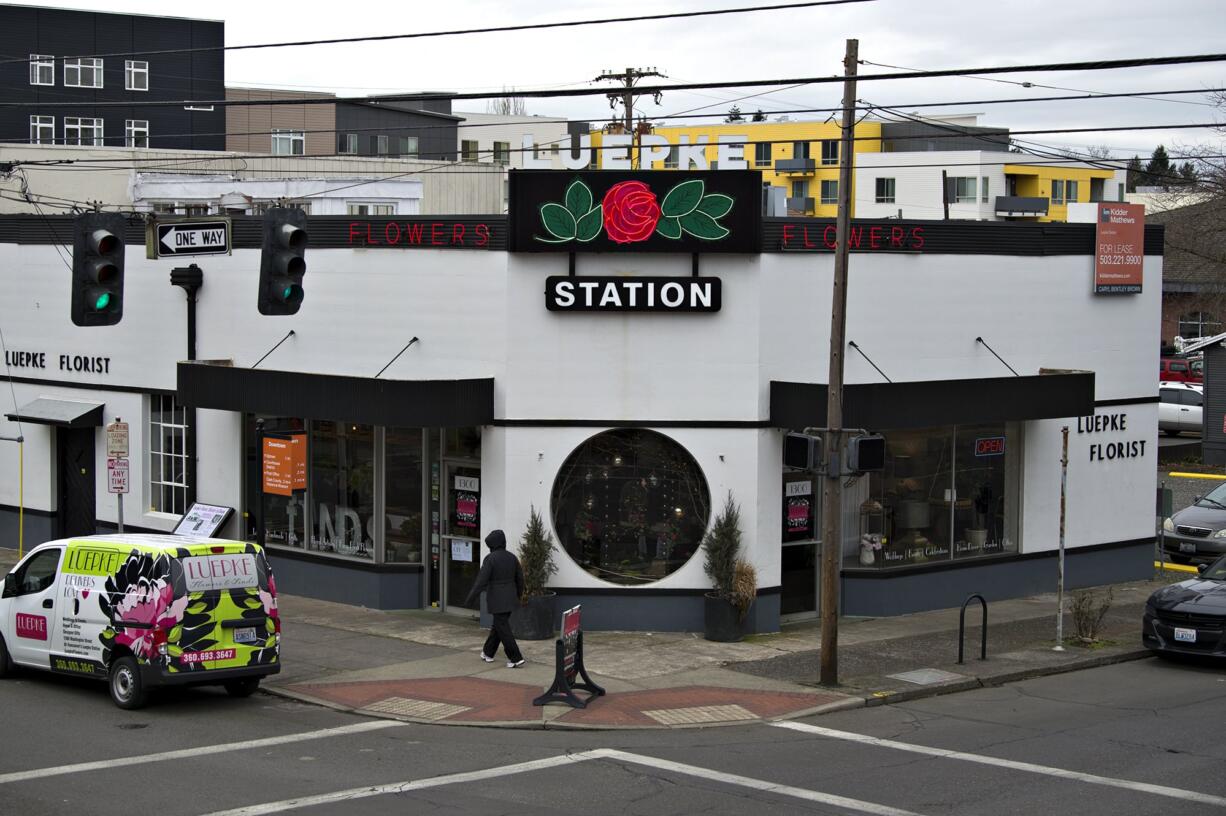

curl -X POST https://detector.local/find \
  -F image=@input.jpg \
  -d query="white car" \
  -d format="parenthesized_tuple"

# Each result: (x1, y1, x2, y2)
(1159, 382, 1203, 436)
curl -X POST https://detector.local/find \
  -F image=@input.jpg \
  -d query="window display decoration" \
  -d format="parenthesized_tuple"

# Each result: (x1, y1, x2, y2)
(552, 429, 711, 585)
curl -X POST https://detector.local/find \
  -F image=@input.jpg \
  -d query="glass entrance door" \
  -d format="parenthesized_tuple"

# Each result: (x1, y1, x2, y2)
(436, 462, 482, 613)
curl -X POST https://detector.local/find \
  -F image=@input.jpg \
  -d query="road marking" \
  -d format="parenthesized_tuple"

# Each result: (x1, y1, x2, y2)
(773, 721, 1226, 807)
(202, 748, 926, 816)
(0, 721, 405, 785)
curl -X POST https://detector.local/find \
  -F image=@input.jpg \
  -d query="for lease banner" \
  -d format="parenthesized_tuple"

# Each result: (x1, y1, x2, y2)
(1094, 203, 1144, 294)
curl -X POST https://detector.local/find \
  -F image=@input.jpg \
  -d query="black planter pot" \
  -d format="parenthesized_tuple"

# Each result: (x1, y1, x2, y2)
(704, 593, 750, 642)
(511, 592, 557, 640)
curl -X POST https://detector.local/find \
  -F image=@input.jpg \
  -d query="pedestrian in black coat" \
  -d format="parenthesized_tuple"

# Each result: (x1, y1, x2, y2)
(464, 529, 526, 667)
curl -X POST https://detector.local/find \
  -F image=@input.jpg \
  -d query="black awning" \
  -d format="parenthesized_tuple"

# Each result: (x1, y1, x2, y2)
(177, 362, 493, 427)
(770, 372, 1095, 430)
(6, 398, 104, 428)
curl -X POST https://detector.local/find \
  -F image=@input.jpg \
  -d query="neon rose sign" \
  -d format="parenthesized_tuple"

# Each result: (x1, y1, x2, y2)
(537, 178, 734, 245)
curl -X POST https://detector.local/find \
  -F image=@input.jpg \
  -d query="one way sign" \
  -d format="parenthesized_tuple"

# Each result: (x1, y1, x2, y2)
(149, 218, 231, 258)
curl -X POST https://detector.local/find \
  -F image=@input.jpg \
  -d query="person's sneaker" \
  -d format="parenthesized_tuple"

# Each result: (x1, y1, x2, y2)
(479, 653, 495, 663)
(507, 659, 526, 668)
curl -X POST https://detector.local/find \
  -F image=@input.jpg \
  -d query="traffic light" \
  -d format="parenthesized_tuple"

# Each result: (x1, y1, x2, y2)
(71, 212, 125, 326)
(783, 432, 821, 471)
(846, 434, 886, 473)
(258, 207, 307, 315)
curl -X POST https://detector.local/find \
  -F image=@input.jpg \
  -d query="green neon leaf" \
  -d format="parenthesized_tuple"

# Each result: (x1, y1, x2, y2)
(539, 203, 576, 240)
(660, 178, 705, 218)
(575, 205, 603, 242)
(655, 215, 682, 239)
(694, 193, 733, 219)
(679, 210, 730, 241)
(565, 180, 593, 219)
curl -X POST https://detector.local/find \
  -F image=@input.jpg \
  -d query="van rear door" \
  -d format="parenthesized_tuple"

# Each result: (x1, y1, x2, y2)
(170, 546, 277, 675)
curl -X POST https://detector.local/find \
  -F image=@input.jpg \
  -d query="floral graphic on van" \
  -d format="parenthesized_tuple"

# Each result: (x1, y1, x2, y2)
(99, 550, 188, 663)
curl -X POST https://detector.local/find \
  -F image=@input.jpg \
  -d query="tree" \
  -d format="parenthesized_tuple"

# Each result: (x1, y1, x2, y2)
(487, 88, 527, 116)
(1144, 145, 1173, 188)
(725, 106, 744, 123)
(752, 109, 767, 122)
(1125, 156, 1145, 192)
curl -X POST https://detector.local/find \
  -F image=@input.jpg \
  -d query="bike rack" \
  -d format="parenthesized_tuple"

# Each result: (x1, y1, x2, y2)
(958, 593, 988, 664)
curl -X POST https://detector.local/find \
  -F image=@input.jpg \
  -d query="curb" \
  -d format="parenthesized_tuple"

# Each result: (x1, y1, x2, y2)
(263, 649, 1152, 730)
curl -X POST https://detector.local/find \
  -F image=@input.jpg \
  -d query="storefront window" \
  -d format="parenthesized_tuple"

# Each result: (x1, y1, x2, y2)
(552, 429, 710, 585)
(310, 421, 376, 559)
(385, 427, 424, 564)
(444, 426, 481, 461)
(244, 415, 307, 549)
(849, 424, 1019, 569)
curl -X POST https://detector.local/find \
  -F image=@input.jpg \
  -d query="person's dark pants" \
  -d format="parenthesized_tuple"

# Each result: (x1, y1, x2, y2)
(483, 611, 524, 663)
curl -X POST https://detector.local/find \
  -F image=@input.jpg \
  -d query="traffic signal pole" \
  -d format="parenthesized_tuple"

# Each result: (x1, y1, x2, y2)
(819, 38, 859, 688)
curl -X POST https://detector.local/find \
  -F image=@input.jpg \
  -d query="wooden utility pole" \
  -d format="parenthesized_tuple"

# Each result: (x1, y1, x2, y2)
(819, 38, 859, 688)
(595, 67, 665, 168)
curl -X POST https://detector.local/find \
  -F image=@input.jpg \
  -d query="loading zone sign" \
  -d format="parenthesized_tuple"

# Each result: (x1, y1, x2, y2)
(150, 218, 231, 258)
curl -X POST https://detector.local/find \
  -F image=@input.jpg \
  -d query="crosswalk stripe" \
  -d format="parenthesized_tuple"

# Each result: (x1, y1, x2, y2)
(772, 721, 1226, 808)
(0, 721, 406, 785)
(201, 748, 928, 816)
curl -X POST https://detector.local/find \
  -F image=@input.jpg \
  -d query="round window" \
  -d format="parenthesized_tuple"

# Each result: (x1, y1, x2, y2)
(551, 429, 711, 585)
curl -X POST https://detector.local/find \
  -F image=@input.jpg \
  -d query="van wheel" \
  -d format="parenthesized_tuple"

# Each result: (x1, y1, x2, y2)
(224, 678, 260, 698)
(109, 657, 148, 710)
(0, 636, 11, 678)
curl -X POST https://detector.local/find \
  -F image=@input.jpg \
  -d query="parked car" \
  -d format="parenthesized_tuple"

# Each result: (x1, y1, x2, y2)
(1143, 554, 1226, 658)
(1161, 482, 1226, 564)
(1160, 356, 1203, 383)
(1158, 382, 1203, 436)
(0, 534, 280, 708)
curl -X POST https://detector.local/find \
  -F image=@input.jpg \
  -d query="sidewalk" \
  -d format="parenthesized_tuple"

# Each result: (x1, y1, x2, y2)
(265, 576, 1173, 730)
(0, 546, 1178, 729)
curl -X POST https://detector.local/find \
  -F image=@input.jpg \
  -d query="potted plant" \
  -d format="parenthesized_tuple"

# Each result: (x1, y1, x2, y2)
(510, 505, 559, 640)
(702, 493, 757, 641)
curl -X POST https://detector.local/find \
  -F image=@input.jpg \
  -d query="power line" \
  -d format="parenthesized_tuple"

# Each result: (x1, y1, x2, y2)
(8, 51, 1226, 110)
(0, 0, 874, 66)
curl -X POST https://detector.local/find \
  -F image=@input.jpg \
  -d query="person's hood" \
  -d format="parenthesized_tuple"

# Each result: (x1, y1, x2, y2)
(485, 529, 507, 550)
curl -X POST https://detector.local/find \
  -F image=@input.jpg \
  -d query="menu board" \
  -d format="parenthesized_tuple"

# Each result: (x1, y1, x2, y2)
(173, 502, 235, 538)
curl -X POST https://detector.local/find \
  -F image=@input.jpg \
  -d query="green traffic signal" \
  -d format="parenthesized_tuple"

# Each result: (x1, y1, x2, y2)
(94, 292, 111, 310)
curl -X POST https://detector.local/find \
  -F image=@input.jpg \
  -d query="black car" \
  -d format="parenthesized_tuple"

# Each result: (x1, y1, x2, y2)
(1143, 556, 1226, 657)
(1161, 482, 1226, 565)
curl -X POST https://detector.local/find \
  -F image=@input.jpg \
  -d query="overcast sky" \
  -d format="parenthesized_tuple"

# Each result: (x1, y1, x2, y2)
(9, 0, 1226, 160)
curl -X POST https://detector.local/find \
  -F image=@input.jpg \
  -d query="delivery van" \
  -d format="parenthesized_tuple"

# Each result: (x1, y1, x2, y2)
(0, 534, 280, 709)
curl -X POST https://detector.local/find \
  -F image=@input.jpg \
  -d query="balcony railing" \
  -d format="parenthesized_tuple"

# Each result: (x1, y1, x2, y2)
(994, 196, 1049, 217)
(786, 196, 815, 213)
(775, 158, 816, 173)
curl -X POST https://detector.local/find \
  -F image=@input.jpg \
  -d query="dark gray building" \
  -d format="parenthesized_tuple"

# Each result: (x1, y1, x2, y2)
(336, 96, 461, 161)
(0, 4, 225, 151)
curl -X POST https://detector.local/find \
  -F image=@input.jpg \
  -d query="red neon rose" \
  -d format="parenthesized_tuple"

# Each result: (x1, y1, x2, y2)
(602, 181, 661, 243)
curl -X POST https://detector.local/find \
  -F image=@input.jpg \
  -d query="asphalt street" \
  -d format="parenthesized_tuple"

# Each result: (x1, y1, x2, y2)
(1, 657, 1224, 815)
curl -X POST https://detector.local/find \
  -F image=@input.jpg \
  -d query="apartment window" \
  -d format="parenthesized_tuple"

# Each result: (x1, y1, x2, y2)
(347, 203, 394, 216)
(793, 141, 810, 160)
(461, 139, 479, 162)
(820, 140, 839, 166)
(272, 129, 305, 156)
(29, 116, 54, 144)
(663, 146, 679, 169)
(29, 54, 54, 86)
(63, 117, 103, 146)
(63, 57, 103, 88)
(149, 394, 189, 516)
(1051, 179, 1064, 204)
(377, 135, 389, 155)
(981, 176, 989, 203)
(791, 180, 809, 199)
(875, 177, 896, 204)
(340, 133, 358, 154)
(399, 136, 418, 158)
(820, 179, 838, 205)
(125, 60, 148, 91)
(493, 141, 510, 164)
(1180, 311, 1220, 340)
(953, 176, 977, 203)
(754, 141, 771, 167)
(1065, 180, 1079, 203)
(125, 119, 149, 148)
